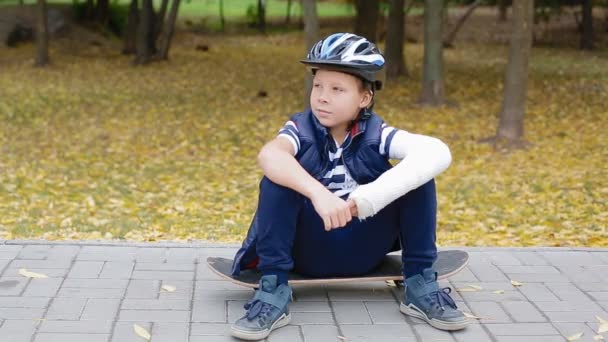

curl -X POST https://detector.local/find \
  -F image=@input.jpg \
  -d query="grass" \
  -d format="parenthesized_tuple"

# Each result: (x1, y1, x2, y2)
(0, 31, 606, 246)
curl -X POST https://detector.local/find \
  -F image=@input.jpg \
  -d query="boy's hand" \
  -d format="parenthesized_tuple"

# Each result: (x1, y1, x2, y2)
(347, 199, 358, 218)
(310, 190, 353, 231)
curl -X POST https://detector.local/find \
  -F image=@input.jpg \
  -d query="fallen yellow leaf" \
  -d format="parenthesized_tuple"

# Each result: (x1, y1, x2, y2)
(133, 324, 151, 341)
(161, 285, 176, 292)
(598, 322, 608, 334)
(493, 290, 505, 294)
(510, 280, 523, 287)
(337, 336, 348, 341)
(597, 315, 608, 324)
(593, 335, 604, 341)
(567, 332, 584, 341)
(462, 311, 484, 320)
(456, 288, 478, 292)
(468, 284, 483, 290)
(18, 269, 48, 279)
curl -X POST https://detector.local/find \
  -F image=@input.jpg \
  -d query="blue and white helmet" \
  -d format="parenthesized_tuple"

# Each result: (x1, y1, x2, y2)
(301, 33, 385, 89)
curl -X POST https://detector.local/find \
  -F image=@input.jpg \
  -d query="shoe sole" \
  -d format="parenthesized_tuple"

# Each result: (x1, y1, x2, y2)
(231, 312, 291, 341)
(400, 303, 469, 331)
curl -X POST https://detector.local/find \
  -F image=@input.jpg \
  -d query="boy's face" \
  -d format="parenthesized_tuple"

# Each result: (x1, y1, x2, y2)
(310, 69, 372, 131)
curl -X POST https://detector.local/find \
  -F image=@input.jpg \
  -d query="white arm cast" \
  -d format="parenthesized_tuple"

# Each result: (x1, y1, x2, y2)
(347, 130, 452, 219)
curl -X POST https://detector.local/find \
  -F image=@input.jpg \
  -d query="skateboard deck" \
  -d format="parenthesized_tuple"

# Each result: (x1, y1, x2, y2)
(207, 250, 468, 288)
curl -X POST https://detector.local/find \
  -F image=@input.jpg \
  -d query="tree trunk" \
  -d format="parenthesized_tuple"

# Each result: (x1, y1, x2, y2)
(35, 0, 49, 67)
(285, 0, 293, 24)
(418, 0, 445, 106)
(158, 0, 181, 60)
(302, 0, 319, 108)
(494, 0, 534, 143)
(123, 0, 139, 54)
(85, 0, 95, 21)
(580, 0, 594, 50)
(386, 0, 408, 79)
(498, 0, 508, 22)
(134, 0, 155, 65)
(96, 0, 110, 26)
(156, 0, 169, 38)
(443, 0, 482, 48)
(219, 0, 225, 31)
(354, 0, 379, 42)
(257, 0, 266, 33)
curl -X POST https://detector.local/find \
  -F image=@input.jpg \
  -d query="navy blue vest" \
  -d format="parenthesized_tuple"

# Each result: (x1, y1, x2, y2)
(231, 110, 394, 275)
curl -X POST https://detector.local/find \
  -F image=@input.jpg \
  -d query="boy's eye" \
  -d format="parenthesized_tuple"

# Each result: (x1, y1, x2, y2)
(333, 87, 343, 92)
(313, 83, 321, 88)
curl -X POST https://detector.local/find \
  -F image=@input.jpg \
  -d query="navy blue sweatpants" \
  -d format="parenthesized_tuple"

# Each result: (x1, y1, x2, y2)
(255, 177, 438, 281)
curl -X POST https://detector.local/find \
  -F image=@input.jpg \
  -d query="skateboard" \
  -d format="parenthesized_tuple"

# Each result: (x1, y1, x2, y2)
(207, 250, 468, 289)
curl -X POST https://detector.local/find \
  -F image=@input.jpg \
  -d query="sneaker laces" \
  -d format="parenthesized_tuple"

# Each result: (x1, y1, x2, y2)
(244, 299, 273, 322)
(432, 287, 457, 310)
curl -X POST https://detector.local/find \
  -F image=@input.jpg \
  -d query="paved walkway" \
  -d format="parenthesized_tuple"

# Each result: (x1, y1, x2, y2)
(0, 240, 607, 342)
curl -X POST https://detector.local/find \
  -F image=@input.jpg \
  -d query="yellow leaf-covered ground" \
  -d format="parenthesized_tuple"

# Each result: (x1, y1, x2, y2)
(0, 32, 606, 246)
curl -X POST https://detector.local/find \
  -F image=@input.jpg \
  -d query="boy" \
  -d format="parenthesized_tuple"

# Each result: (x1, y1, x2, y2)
(229, 33, 468, 341)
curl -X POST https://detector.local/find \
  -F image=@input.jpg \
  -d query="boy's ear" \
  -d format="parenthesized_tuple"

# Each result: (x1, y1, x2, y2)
(360, 90, 373, 108)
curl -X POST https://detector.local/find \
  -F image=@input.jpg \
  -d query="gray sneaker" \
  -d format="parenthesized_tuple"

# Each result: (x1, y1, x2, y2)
(400, 268, 469, 331)
(231, 275, 292, 341)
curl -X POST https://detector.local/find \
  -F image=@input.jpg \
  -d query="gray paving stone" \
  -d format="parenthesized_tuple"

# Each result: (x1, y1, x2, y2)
(99, 261, 134, 279)
(38, 320, 113, 333)
(46, 245, 80, 261)
(413, 323, 456, 341)
(291, 312, 334, 325)
(340, 324, 416, 341)
(541, 252, 597, 266)
(364, 301, 407, 324)
(544, 311, 608, 323)
(333, 301, 372, 324)
(110, 321, 152, 342)
(545, 283, 595, 302)
(118, 309, 190, 322)
(190, 322, 231, 335)
(125, 279, 160, 299)
(227, 300, 246, 324)
(197, 262, 225, 280)
(467, 263, 509, 282)
(23, 277, 63, 297)
(0, 296, 50, 308)
(151, 322, 190, 341)
(192, 299, 227, 323)
(576, 282, 608, 292)
(158, 280, 194, 300)
(9, 259, 72, 269)
(293, 287, 329, 301)
(485, 322, 559, 336)
(267, 325, 304, 342)
(459, 290, 527, 302)
(301, 325, 340, 342)
(505, 273, 571, 283)
(485, 251, 524, 266)
(17, 245, 51, 259)
(45, 297, 87, 320)
(165, 248, 198, 263)
(135, 262, 194, 271)
(189, 336, 239, 342)
(446, 267, 479, 282)
(61, 278, 129, 289)
(327, 288, 395, 302)
(493, 336, 565, 342)
(518, 283, 561, 302)
(499, 265, 560, 274)
(80, 298, 121, 320)
(194, 289, 251, 301)
(121, 299, 190, 310)
(512, 251, 550, 266)
(501, 301, 547, 322)
(0, 245, 23, 259)
(588, 292, 608, 301)
(552, 322, 602, 342)
(290, 301, 331, 312)
(466, 301, 512, 323)
(135, 247, 167, 262)
(4, 267, 69, 278)
(132, 270, 194, 281)
(0, 307, 46, 319)
(77, 246, 137, 261)
(535, 300, 603, 312)
(56, 287, 125, 298)
(195, 280, 251, 292)
(34, 333, 109, 342)
(451, 324, 493, 342)
(557, 265, 604, 283)
(66, 261, 104, 278)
